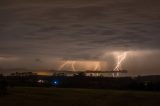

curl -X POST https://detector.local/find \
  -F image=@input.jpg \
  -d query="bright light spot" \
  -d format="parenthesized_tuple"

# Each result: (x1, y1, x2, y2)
(54, 81, 58, 84)
(52, 80, 60, 86)
(37, 79, 45, 83)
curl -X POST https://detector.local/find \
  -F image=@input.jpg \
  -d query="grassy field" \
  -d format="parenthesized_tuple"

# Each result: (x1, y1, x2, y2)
(0, 87, 160, 106)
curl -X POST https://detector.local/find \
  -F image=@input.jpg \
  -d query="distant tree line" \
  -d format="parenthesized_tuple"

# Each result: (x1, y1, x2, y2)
(0, 74, 8, 95)
(1, 72, 160, 91)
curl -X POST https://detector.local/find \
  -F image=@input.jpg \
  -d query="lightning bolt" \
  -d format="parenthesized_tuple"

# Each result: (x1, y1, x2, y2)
(71, 61, 76, 71)
(113, 52, 128, 77)
(59, 61, 69, 70)
(94, 62, 101, 71)
(94, 62, 101, 76)
(59, 61, 76, 71)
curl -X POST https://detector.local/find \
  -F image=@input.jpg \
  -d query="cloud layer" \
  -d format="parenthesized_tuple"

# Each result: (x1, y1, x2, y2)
(0, 0, 160, 75)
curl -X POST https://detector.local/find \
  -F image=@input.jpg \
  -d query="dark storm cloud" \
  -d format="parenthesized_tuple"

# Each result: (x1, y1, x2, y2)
(0, 0, 160, 62)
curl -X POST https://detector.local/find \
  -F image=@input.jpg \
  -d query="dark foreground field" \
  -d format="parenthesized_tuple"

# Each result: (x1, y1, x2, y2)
(0, 87, 160, 106)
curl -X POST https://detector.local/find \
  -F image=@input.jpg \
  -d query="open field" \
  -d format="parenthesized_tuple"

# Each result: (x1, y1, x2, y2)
(0, 87, 160, 106)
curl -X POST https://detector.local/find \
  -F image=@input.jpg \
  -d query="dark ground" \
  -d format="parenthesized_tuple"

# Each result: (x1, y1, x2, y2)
(0, 87, 160, 106)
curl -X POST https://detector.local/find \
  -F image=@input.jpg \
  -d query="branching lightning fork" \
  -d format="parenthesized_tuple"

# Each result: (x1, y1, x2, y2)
(113, 52, 128, 77)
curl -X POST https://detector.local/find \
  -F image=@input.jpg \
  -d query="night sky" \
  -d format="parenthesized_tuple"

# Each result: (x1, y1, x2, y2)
(0, 0, 160, 75)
